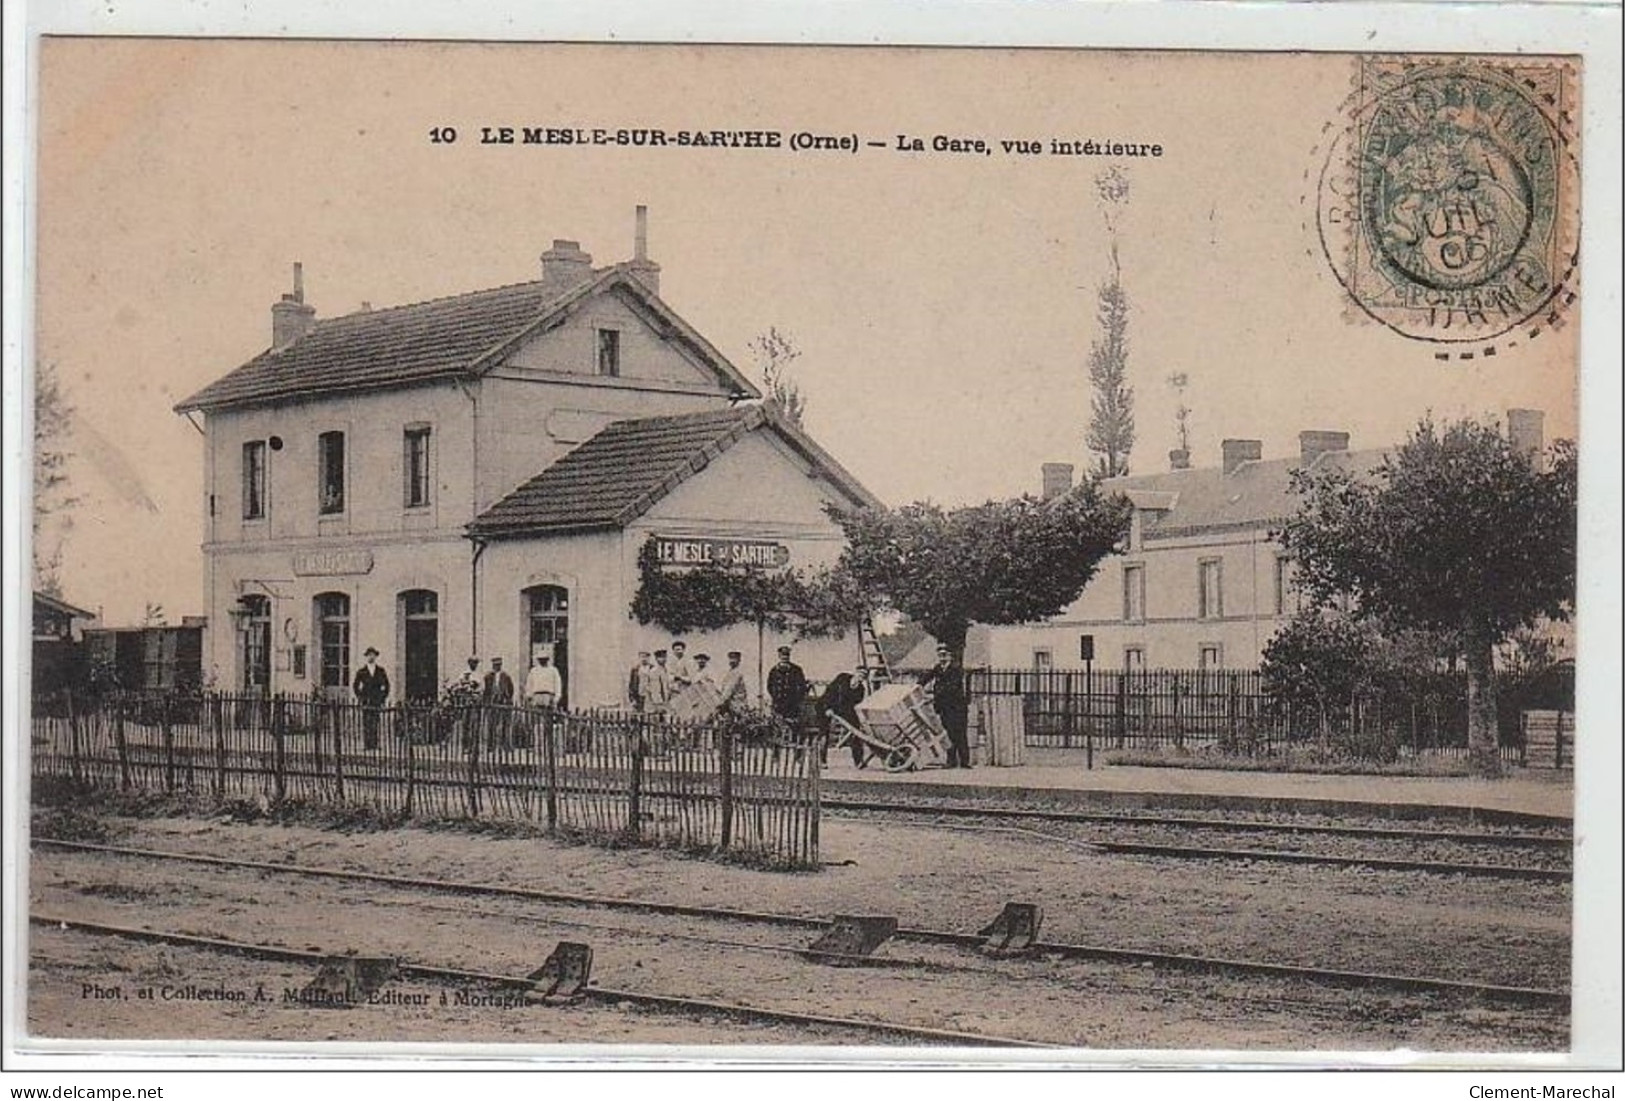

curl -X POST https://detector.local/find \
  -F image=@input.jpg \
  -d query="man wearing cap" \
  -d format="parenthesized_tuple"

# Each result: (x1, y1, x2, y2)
(483, 656, 516, 748)
(716, 651, 749, 714)
(525, 651, 563, 709)
(766, 645, 810, 730)
(641, 649, 672, 715)
(921, 644, 971, 768)
(351, 647, 390, 750)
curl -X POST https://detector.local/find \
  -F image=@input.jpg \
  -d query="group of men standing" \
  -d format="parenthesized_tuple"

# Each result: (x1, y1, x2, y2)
(627, 639, 750, 716)
(445, 652, 563, 709)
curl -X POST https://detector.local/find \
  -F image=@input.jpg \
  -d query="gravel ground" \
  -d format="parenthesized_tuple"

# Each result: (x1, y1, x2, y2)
(24, 809, 1571, 1053)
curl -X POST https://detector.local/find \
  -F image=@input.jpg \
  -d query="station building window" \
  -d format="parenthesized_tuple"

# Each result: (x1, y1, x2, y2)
(318, 431, 346, 515)
(399, 589, 440, 702)
(242, 441, 267, 520)
(314, 591, 351, 690)
(404, 426, 432, 509)
(240, 594, 271, 692)
(523, 585, 570, 709)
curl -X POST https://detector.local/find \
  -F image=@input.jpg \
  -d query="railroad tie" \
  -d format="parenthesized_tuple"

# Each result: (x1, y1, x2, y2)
(978, 902, 1044, 957)
(526, 941, 594, 1003)
(804, 915, 898, 964)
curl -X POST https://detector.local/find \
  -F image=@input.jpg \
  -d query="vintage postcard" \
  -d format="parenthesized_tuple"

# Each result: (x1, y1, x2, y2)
(8, 20, 1619, 1074)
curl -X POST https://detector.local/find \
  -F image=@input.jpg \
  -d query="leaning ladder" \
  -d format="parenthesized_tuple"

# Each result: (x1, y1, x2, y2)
(858, 618, 892, 687)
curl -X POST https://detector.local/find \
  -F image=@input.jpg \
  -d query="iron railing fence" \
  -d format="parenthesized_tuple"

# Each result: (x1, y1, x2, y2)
(968, 668, 1523, 764)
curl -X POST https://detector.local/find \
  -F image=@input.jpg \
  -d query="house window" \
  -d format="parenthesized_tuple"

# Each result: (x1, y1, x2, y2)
(1198, 558, 1224, 620)
(242, 441, 267, 520)
(314, 592, 351, 689)
(1199, 643, 1223, 670)
(1032, 649, 1053, 671)
(318, 431, 346, 515)
(596, 329, 621, 377)
(404, 425, 432, 508)
(1124, 646, 1145, 671)
(1273, 556, 1297, 616)
(1122, 563, 1146, 622)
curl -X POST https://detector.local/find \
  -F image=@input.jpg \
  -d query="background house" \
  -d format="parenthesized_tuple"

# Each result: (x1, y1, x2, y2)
(986, 411, 1547, 671)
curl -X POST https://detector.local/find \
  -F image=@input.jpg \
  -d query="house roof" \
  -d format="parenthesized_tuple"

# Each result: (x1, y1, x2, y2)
(468, 403, 882, 539)
(174, 265, 759, 413)
(34, 591, 95, 620)
(1099, 448, 1391, 538)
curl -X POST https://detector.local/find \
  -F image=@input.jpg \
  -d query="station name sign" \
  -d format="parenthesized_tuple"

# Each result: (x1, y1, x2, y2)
(292, 549, 375, 577)
(653, 536, 790, 569)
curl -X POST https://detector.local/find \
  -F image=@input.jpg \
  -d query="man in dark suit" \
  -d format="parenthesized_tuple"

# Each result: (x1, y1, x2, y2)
(766, 645, 809, 734)
(820, 666, 870, 767)
(483, 656, 517, 748)
(351, 647, 390, 750)
(921, 644, 971, 768)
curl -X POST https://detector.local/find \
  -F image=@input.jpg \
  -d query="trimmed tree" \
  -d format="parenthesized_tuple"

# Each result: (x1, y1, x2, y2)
(828, 488, 1133, 658)
(1276, 416, 1577, 776)
(629, 538, 865, 694)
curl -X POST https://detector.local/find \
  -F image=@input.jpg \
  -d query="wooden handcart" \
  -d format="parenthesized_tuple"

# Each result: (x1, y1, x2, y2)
(828, 681, 949, 772)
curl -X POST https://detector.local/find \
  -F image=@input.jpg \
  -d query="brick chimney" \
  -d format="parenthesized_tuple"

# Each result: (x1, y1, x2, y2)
(270, 262, 316, 351)
(1507, 408, 1544, 465)
(1298, 430, 1351, 466)
(1041, 462, 1075, 501)
(1168, 447, 1191, 471)
(626, 205, 662, 295)
(1221, 439, 1262, 475)
(541, 239, 594, 292)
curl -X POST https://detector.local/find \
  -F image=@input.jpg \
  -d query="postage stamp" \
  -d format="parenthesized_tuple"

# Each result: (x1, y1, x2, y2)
(1315, 56, 1581, 353)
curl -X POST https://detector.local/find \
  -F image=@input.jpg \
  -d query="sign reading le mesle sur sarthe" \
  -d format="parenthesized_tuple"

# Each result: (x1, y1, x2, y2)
(653, 536, 791, 570)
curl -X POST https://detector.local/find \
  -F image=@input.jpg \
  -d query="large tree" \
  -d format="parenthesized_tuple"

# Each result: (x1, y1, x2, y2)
(32, 360, 79, 596)
(1276, 416, 1577, 775)
(828, 489, 1133, 657)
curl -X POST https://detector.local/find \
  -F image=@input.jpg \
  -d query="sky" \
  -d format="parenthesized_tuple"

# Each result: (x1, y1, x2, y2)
(29, 39, 1581, 624)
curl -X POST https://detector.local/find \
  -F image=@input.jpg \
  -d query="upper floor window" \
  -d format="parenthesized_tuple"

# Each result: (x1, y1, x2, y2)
(1198, 558, 1224, 620)
(404, 425, 432, 509)
(1122, 563, 1146, 622)
(242, 440, 267, 520)
(596, 328, 621, 377)
(318, 431, 345, 515)
(1273, 556, 1297, 617)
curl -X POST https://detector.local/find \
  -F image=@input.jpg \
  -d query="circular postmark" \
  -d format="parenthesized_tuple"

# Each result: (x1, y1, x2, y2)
(1313, 57, 1579, 353)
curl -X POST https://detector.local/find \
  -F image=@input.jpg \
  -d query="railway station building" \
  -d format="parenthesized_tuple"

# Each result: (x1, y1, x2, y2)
(176, 211, 879, 707)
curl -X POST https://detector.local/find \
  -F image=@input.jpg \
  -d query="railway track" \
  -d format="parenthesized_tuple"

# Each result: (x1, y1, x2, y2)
(29, 913, 1053, 1048)
(824, 798, 1572, 882)
(34, 837, 1569, 1009)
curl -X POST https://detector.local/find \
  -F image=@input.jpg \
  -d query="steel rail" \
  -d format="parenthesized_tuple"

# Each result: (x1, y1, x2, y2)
(34, 837, 1568, 1008)
(822, 797, 1572, 848)
(29, 913, 1054, 1049)
(893, 817, 1569, 882)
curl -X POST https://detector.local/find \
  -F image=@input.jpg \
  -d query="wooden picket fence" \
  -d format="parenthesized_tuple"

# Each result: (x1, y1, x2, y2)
(30, 692, 821, 869)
